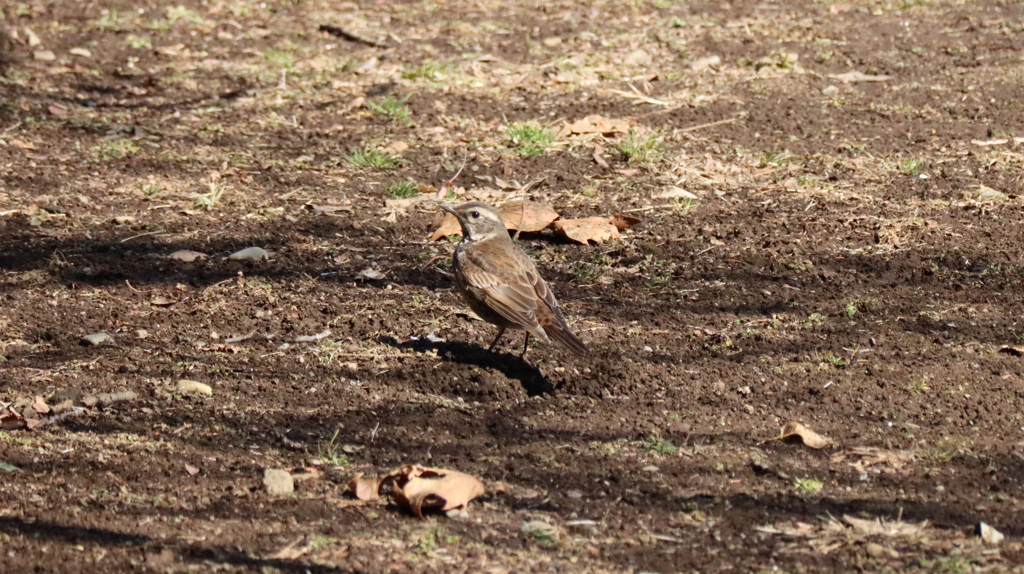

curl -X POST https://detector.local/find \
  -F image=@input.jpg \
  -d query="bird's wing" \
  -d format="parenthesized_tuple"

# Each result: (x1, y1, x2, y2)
(530, 264, 589, 356)
(463, 246, 588, 355)
(461, 248, 550, 342)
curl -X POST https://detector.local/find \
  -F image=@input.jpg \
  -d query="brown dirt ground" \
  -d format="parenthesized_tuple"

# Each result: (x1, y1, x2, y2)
(3, 0, 1024, 572)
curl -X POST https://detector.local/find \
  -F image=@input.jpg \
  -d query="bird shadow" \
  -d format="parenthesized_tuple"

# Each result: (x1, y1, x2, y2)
(374, 335, 554, 396)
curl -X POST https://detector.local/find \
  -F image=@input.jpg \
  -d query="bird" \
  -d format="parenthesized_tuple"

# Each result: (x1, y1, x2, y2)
(440, 201, 589, 357)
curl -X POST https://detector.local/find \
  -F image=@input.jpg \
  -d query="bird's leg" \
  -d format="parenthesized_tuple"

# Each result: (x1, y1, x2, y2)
(520, 333, 531, 357)
(487, 326, 506, 352)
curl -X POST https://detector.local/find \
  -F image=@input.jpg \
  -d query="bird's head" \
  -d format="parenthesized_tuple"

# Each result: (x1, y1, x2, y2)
(440, 201, 508, 242)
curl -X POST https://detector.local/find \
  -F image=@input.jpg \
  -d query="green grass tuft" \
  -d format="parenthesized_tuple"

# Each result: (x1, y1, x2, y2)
(507, 121, 555, 158)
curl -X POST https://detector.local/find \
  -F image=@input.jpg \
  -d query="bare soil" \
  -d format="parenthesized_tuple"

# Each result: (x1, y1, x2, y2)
(3, 0, 1024, 572)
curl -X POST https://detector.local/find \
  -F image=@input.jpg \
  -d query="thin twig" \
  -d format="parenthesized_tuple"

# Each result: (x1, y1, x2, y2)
(120, 231, 165, 243)
(679, 115, 744, 133)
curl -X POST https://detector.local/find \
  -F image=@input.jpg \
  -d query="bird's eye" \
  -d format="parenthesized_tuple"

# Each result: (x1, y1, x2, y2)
(471, 211, 480, 219)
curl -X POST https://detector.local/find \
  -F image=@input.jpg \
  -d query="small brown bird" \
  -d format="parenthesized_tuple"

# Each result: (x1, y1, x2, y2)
(441, 201, 588, 356)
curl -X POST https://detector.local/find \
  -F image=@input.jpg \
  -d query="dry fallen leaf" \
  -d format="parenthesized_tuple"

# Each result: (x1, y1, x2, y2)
(609, 214, 642, 231)
(499, 201, 560, 232)
(556, 115, 633, 139)
(381, 141, 409, 155)
(347, 473, 382, 501)
(773, 421, 831, 449)
(269, 536, 308, 560)
(429, 201, 559, 241)
(842, 514, 927, 537)
(550, 217, 620, 244)
(382, 464, 485, 519)
(831, 447, 914, 474)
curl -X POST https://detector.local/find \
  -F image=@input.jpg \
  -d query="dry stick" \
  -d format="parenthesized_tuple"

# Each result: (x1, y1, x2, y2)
(203, 276, 236, 293)
(679, 115, 745, 133)
(120, 231, 165, 243)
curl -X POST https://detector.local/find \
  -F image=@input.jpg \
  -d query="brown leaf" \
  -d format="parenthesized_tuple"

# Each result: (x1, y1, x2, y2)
(842, 514, 927, 537)
(269, 536, 308, 560)
(592, 145, 609, 168)
(32, 396, 50, 415)
(429, 214, 461, 241)
(48, 104, 68, 116)
(499, 201, 559, 233)
(429, 202, 560, 240)
(348, 473, 382, 501)
(382, 464, 485, 519)
(381, 141, 409, 155)
(10, 139, 36, 150)
(776, 421, 831, 449)
(556, 115, 633, 139)
(185, 464, 200, 476)
(609, 214, 642, 231)
(151, 295, 175, 307)
(550, 217, 620, 244)
(831, 447, 914, 474)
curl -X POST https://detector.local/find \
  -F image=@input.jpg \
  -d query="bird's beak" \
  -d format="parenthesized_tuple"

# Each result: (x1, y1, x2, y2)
(440, 204, 457, 216)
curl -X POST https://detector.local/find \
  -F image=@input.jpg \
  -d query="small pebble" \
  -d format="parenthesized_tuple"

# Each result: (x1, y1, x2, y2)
(263, 468, 294, 496)
(657, 186, 699, 200)
(224, 247, 269, 261)
(624, 48, 651, 66)
(691, 55, 721, 71)
(357, 267, 385, 280)
(80, 333, 112, 346)
(168, 250, 208, 262)
(176, 379, 212, 396)
(865, 542, 898, 558)
(979, 521, 1004, 545)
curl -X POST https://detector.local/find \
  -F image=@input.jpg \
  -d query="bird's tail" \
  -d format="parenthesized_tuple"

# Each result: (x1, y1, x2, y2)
(545, 322, 589, 356)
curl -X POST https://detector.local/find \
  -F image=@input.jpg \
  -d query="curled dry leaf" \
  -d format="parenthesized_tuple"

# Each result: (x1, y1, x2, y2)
(348, 473, 382, 501)
(551, 217, 620, 244)
(382, 464, 485, 519)
(429, 201, 559, 241)
(775, 421, 830, 449)
(609, 214, 642, 231)
(556, 115, 633, 139)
